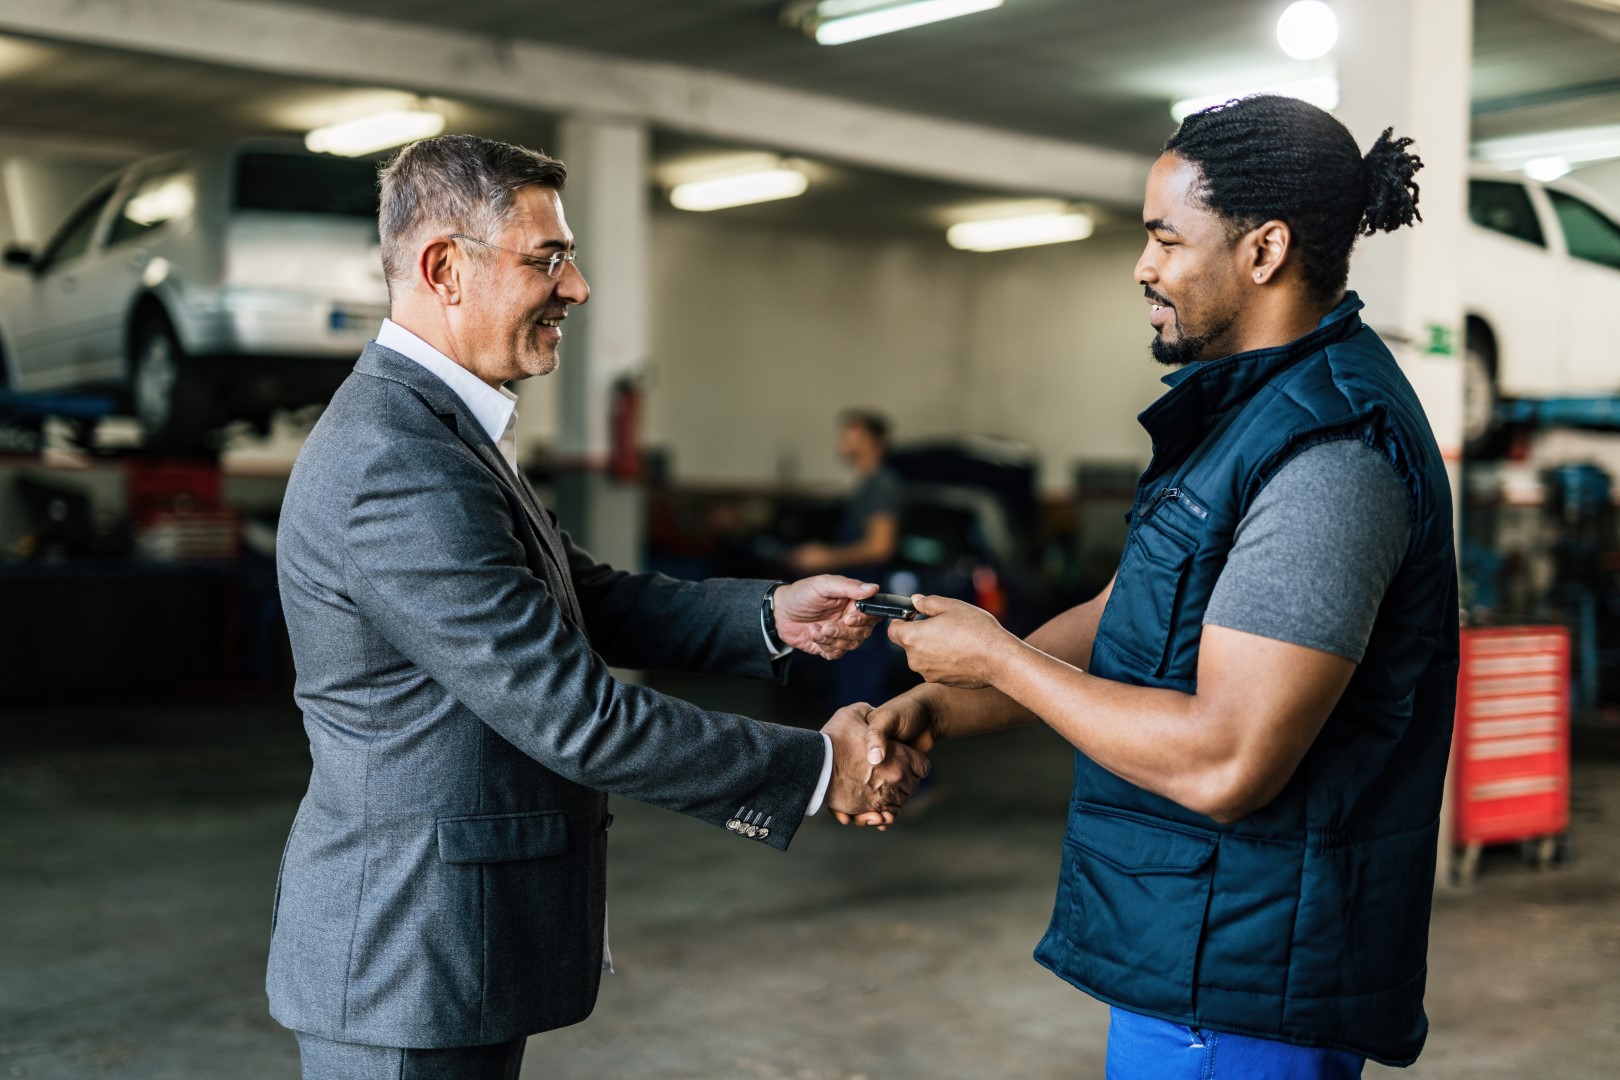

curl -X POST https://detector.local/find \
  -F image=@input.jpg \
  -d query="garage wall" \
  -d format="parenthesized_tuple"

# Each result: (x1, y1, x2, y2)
(642, 213, 1161, 493)
(958, 230, 1166, 486)
(0, 158, 117, 245)
(644, 212, 976, 488)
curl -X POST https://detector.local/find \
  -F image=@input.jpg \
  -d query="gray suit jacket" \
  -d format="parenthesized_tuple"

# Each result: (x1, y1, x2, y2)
(267, 343, 825, 1048)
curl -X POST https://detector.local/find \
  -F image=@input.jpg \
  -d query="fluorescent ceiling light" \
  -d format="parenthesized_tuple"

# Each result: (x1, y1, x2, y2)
(947, 211, 1094, 252)
(1276, 1, 1338, 61)
(1523, 157, 1573, 183)
(786, 0, 1003, 46)
(1171, 76, 1339, 122)
(305, 109, 446, 157)
(1475, 124, 1620, 176)
(0, 35, 54, 78)
(669, 167, 809, 211)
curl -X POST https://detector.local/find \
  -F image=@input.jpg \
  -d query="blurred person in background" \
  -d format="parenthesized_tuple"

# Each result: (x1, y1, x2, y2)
(788, 409, 906, 710)
(787, 409, 902, 579)
(269, 135, 926, 1080)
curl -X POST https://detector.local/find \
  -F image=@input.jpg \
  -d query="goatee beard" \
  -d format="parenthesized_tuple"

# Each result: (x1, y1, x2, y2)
(1149, 313, 1236, 367)
(1151, 330, 1217, 366)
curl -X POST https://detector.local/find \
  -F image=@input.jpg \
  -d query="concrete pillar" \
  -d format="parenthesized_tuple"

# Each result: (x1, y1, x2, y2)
(1336, 0, 1473, 887)
(534, 114, 651, 570)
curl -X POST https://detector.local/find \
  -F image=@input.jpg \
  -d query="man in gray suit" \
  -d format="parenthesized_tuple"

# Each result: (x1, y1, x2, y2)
(269, 135, 928, 1079)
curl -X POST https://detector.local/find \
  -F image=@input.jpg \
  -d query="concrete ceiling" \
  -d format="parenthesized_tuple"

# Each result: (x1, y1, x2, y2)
(272, 0, 1620, 153)
(0, 0, 1616, 236)
(1, 0, 1616, 161)
(0, 36, 555, 162)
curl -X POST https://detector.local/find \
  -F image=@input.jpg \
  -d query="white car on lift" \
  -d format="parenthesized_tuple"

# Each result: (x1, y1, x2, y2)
(1464, 166, 1620, 456)
(0, 140, 390, 451)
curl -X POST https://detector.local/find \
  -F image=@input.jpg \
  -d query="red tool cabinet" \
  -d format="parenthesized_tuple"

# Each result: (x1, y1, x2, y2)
(1453, 626, 1571, 882)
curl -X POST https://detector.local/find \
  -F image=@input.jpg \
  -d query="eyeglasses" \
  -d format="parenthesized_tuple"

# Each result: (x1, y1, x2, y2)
(448, 233, 579, 279)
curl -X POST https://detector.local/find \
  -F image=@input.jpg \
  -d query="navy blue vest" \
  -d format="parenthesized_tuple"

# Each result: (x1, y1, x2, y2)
(1034, 294, 1459, 1067)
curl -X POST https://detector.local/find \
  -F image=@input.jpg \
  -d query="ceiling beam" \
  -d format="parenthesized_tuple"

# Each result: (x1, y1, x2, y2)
(0, 128, 155, 164)
(0, 0, 1150, 204)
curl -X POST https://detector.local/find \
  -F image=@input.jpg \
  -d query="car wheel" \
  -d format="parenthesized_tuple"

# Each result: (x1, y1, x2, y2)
(132, 316, 213, 455)
(1462, 331, 1511, 461)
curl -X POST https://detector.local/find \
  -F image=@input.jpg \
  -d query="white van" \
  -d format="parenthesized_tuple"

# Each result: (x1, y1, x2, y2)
(0, 141, 390, 451)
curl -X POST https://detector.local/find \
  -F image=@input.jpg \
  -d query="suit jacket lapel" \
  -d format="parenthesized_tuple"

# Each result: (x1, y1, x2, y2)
(356, 343, 585, 624)
(493, 448, 585, 624)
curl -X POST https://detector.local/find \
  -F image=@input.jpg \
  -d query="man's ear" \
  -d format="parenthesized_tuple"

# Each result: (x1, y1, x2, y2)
(1246, 219, 1292, 286)
(419, 237, 462, 305)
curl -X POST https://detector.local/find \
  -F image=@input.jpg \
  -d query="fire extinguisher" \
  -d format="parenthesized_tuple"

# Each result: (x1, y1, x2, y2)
(608, 375, 643, 483)
(973, 564, 1008, 622)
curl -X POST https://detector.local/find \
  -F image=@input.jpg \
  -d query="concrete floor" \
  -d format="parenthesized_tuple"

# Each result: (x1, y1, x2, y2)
(2, 683, 1618, 1079)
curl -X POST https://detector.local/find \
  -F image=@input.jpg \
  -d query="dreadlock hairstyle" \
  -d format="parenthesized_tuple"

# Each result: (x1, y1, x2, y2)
(1163, 95, 1423, 302)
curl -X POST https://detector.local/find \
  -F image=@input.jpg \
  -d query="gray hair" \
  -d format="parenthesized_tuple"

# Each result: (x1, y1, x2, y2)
(377, 134, 567, 289)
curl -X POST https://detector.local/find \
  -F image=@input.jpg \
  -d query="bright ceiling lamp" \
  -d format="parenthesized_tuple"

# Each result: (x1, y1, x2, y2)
(947, 210, 1094, 252)
(1171, 75, 1339, 122)
(305, 108, 446, 157)
(1475, 124, 1620, 179)
(669, 166, 809, 211)
(0, 35, 54, 78)
(1276, 1, 1338, 61)
(784, 0, 1003, 46)
(1523, 157, 1573, 183)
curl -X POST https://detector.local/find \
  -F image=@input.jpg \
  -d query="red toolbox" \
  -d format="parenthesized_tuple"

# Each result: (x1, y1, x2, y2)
(1453, 626, 1571, 881)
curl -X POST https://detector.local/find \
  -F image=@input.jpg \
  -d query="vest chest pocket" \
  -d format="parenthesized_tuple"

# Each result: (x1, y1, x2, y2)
(1097, 501, 1201, 678)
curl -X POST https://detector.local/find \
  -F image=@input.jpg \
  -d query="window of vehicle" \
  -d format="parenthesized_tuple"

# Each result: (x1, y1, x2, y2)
(35, 186, 116, 272)
(234, 153, 379, 219)
(1468, 180, 1545, 247)
(108, 169, 197, 247)
(1547, 190, 1620, 272)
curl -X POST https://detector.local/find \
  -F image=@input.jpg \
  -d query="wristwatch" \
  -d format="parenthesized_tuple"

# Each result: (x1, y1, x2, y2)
(762, 581, 788, 654)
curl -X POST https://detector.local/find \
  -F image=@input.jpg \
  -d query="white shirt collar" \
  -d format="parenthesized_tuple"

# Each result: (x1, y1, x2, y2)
(375, 319, 518, 450)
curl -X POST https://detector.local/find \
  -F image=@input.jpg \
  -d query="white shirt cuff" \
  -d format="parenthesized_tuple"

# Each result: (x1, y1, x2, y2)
(805, 733, 834, 817)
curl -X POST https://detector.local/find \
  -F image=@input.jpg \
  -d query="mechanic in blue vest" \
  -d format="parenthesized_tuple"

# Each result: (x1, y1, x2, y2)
(856, 95, 1459, 1078)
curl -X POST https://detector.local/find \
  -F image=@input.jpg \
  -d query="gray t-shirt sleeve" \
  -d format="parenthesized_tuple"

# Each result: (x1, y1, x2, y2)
(846, 467, 903, 529)
(1203, 438, 1412, 663)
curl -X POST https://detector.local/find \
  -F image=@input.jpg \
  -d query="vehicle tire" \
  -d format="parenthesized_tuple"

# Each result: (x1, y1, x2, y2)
(1462, 327, 1512, 461)
(131, 315, 212, 455)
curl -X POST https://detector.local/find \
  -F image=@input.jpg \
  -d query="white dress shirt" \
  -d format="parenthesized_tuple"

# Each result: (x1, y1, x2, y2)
(375, 320, 834, 817)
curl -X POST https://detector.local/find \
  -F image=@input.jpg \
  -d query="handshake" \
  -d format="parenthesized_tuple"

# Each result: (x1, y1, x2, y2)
(819, 699, 932, 830)
(777, 574, 1015, 829)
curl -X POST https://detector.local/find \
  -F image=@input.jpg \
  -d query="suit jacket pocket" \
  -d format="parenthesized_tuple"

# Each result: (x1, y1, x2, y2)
(437, 810, 569, 864)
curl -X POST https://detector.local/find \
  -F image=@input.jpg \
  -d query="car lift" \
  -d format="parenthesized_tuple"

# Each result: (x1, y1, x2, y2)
(0, 389, 121, 452)
(1497, 397, 1620, 431)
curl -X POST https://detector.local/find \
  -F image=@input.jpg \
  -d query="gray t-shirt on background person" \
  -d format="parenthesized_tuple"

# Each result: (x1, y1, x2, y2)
(1203, 438, 1412, 663)
(840, 465, 904, 545)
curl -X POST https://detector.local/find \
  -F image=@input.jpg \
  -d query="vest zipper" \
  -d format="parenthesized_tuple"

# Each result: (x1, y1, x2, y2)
(1141, 486, 1208, 521)
(1140, 486, 1180, 520)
